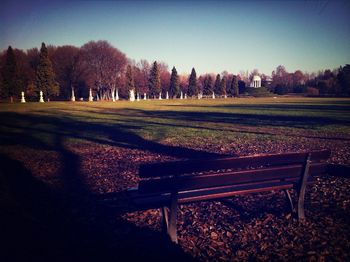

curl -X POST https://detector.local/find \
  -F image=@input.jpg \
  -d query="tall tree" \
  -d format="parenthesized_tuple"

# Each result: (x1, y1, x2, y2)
(203, 75, 213, 95)
(79, 40, 126, 100)
(230, 75, 239, 97)
(1, 46, 22, 102)
(125, 65, 135, 91)
(51, 45, 83, 99)
(159, 62, 170, 97)
(337, 64, 350, 95)
(36, 42, 59, 101)
(214, 74, 221, 95)
(149, 61, 161, 98)
(220, 76, 227, 96)
(169, 66, 180, 98)
(188, 67, 198, 97)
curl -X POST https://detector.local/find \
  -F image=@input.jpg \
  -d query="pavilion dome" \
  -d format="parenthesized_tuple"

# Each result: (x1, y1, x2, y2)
(253, 75, 261, 81)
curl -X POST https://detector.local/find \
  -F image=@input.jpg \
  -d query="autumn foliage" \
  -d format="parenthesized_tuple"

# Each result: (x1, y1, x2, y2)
(0, 41, 349, 101)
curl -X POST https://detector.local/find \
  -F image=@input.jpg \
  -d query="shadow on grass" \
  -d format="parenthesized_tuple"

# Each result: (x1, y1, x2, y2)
(0, 111, 232, 261)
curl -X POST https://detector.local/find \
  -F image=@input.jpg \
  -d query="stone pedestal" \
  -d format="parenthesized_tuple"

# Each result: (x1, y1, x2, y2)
(89, 88, 93, 101)
(115, 89, 119, 100)
(21, 91, 26, 103)
(71, 89, 75, 102)
(39, 91, 44, 103)
(129, 89, 135, 101)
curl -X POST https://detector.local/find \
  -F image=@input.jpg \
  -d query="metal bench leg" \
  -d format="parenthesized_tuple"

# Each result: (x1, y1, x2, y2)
(284, 189, 294, 213)
(161, 206, 169, 231)
(167, 191, 178, 243)
(297, 154, 311, 221)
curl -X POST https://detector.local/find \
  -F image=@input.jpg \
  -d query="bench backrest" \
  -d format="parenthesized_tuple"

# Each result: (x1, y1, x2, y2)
(138, 150, 331, 195)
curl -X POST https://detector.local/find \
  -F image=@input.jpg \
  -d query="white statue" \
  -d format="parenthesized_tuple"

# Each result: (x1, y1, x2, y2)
(144, 93, 147, 100)
(39, 90, 44, 103)
(184, 94, 187, 99)
(71, 88, 75, 102)
(212, 92, 215, 99)
(166, 91, 169, 99)
(224, 94, 227, 99)
(89, 88, 93, 101)
(115, 89, 119, 100)
(159, 92, 162, 100)
(129, 89, 135, 101)
(111, 89, 115, 102)
(21, 91, 26, 103)
(137, 93, 140, 101)
(180, 91, 183, 99)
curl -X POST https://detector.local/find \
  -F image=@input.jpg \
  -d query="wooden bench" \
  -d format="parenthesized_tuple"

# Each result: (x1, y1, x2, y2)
(128, 149, 331, 243)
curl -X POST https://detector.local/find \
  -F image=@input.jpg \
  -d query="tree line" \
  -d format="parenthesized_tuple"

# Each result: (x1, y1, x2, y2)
(0, 40, 349, 102)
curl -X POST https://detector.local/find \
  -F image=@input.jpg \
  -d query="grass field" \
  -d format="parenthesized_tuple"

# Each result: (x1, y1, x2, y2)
(1, 97, 350, 150)
(1, 97, 350, 261)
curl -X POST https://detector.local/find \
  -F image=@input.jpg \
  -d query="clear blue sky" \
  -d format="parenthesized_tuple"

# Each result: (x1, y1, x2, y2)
(1, 0, 350, 75)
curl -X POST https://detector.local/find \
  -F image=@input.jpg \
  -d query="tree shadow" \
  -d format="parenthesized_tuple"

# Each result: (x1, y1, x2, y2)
(0, 110, 234, 261)
(0, 154, 195, 262)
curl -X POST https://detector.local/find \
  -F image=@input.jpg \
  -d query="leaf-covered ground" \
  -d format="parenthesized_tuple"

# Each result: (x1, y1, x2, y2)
(1, 97, 349, 261)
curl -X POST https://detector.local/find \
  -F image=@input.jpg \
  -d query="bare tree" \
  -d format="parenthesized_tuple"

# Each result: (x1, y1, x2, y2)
(79, 41, 126, 101)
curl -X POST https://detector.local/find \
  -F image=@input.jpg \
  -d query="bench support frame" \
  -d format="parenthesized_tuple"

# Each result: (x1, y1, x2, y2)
(297, 153, 311, 220)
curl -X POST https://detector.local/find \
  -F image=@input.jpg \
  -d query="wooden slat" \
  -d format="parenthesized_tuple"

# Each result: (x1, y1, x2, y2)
(132, 180, 298, 208)
(139, 150, 330, 178)
(138, 163, 327, 194)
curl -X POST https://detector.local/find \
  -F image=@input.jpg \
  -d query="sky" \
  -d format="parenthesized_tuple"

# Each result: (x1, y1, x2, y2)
(1, 0, 350, 75)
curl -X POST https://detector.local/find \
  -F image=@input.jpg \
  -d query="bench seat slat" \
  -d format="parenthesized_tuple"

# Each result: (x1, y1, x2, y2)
(130, 180, 311, 209)
(139, 150, 330, 178)
(138, 163, 327, 194)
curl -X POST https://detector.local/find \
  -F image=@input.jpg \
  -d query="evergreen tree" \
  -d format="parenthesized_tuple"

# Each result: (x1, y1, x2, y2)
(125, 65, 135, 91)
(203, 75, 213, 95)
(214, 74, 221, 95)
(220, 76, 227, 96)
(188, 68, 198, 97)
(2, 46, 22, 102)
(36, 42, 59, 101)
(230, 75, 239, 97)
(148, 61, 161, 98)
(169, 66, 180, 98)
(337, 64, 350, 95)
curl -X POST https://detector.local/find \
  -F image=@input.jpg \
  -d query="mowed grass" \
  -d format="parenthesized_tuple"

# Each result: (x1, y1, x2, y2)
(1, 97, 350, 150)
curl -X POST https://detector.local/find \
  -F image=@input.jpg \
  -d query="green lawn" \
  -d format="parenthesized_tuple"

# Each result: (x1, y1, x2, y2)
(1, 97, 350, 148)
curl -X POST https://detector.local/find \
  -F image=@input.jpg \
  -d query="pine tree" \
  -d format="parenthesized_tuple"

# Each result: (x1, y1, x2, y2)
(230, 75, 239, 97)
(188, 68, 198, 97)
(220, 76, 227, 96)
(2, 46, 22, 102)
(214, 74, 221, 95)
(125, 65, 135, 91)
(149, 61, 161, 98)
(169, 66, 180, 98)
(203, 75, 213, 95)
(36, 42, 59, 101)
